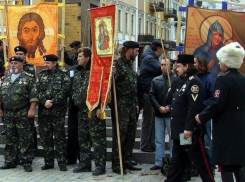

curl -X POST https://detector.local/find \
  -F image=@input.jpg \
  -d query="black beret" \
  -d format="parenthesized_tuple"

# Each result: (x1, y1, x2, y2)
(176, 54, 194, 64)
(14, 46, 27, 54)
(123, 41, 139, 48)
(69, 41, 81, 48)
(152, 39, 162, 48)
(43, 54, 59, 62)
(9, 56, 24, 63)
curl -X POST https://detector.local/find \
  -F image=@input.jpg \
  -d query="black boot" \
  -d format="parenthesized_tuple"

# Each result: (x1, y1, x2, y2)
(161, 157, 169, 176)
(182, 166, 191, 181)
(234, 168, 245, 182)
(221, 172, 234, 182)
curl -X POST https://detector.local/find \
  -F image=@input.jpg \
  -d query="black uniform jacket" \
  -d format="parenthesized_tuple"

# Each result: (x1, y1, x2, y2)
(199, 69, 245, 165)
(167, 74, 204, 140)
(149, 72, 179, 118)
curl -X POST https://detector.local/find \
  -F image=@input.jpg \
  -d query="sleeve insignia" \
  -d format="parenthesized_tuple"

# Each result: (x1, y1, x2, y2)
(191, 85, 199, 93)
(191, 94, 198, 101)
(29, 66, 34, 70)
(215, 90, 220, 97)
(189, 76, 194, 80)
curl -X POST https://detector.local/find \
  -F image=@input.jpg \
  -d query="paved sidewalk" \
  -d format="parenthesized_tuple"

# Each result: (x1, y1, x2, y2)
(0, 155, 222, 182)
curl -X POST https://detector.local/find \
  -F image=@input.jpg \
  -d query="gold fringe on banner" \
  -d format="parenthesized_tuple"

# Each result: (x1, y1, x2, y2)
(58, 34, 65, 39)
(88, 111, 92, 118)
(100, 111, 106, 120)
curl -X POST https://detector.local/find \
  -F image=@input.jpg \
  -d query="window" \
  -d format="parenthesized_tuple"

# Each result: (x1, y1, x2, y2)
(125, 12, 128, 33)
(139, 18, 142, 34)
(118, 10, 122, 31)
(151, 22, 154, 35)
(161, 28, 164, 39)
(131, 14, 134, 35)
(23, 0, 30, 5)
(146, 20, 149, 34)
(155, 23, 158, 38)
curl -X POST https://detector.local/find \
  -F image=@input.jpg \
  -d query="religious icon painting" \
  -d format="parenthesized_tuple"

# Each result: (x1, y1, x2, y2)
(5, 2, 58, 66)
(95, 17, 113, 56)
(185, 6, 245, 76)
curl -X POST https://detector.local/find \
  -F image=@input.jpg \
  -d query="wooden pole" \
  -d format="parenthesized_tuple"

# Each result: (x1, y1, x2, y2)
(175, 0, 183, 57)
(60, 0, 65, 66)
(0, 4, 7, 63)
(112, 75, 124, 179)
(4, 0, 10, 60)
(152, 1, 171, 87)
(108, 2, 124, 179)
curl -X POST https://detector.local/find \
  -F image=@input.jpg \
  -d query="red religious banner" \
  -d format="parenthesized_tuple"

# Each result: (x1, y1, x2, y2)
(185, 6, 245, 77)
(86, 5, 116, 118)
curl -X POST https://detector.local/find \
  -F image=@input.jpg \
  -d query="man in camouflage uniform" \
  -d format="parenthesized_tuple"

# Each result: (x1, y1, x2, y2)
(37, 54, 70, 171)
(14, 46, 36, 77)
(14, 46, 37, 161)
(72, 48, 106, 176)
(0, 40, 5, 77)
(61, 40, 81, 66)
(112, 41, 142, 174)
(0, 56, 38, 172)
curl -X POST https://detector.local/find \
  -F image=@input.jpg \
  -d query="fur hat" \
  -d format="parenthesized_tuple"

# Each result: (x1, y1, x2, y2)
(216, 42, 245, 69)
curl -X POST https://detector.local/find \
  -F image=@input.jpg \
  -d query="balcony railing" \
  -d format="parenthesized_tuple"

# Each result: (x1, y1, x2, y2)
(150, 2, 164, 12)
(138, 34, 154, 43)
(164, 8, 177, 18)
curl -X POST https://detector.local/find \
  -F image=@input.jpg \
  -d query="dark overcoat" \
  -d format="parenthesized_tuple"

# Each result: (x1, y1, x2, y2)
(199, 69, 245, 165)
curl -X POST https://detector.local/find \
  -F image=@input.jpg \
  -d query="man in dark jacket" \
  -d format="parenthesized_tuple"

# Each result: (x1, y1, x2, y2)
(61, 41, 81, 66)
(139, 39, 162, 152)
(164, 54, 214, 182)
(196, 42, 245, 182)
(149, 58, 179, 171)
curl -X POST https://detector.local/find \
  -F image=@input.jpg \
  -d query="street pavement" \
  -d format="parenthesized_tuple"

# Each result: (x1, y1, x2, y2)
(0, 155, 223, 182)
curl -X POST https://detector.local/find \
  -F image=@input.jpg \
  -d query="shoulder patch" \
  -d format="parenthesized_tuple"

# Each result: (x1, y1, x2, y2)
(191, 85, 199, 93)
(189, 76, 194, 80)
(215, 90, 220, 97)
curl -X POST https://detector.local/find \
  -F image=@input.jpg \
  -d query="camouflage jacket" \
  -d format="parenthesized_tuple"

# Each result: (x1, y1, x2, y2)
(23, 61, 36, 77)
(72, 62, 91, 111)
(114, 57, 137, 105)
(0, 71, 38, 112)
(64, 51, 78, 66)
(0, 51, 5, 76)
(37, 67, 70, 116)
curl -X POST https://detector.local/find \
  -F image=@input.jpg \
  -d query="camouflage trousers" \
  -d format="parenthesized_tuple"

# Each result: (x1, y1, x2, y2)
(38, 115, 67, 166)
(112, 99, 137, 169)
(78, 110, 106, 168)
(4, 110, 34, 165)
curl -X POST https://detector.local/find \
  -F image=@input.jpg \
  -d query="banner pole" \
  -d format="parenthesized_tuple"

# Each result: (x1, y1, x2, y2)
(60, 0, 65, 67)
(152, 1, 171, 87)
(176, 0, 183, 57)
(0, 4, 7, 63)
(4, 0, 10, 60)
